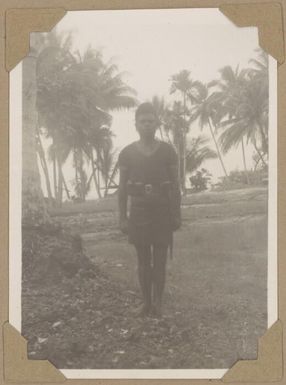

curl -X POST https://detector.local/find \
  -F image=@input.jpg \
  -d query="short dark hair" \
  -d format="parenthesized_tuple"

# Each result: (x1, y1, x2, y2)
(135, 102, 157, 121)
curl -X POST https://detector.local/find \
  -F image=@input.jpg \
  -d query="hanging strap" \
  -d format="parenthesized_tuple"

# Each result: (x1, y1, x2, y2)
(169, 236, 173, 260)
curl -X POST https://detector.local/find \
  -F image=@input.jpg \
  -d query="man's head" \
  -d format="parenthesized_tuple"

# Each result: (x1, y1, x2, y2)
(135, 102, 159, 140)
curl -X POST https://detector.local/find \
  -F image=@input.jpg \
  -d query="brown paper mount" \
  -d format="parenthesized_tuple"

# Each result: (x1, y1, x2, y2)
(222, 320, 283, 382)
(3, 2, 284, 383)
(220, 2, 285, 64)
(3, 320, 283, 383)
(5, 8, 67, 72)
(3, 323, 66, 382)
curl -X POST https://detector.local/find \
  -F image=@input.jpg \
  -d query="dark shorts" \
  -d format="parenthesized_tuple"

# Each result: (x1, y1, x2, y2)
(128, 203, 173, 247)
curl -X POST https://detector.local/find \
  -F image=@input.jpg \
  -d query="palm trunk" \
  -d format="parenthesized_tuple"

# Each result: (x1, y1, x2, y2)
(182, 130, 187, 194)
(182, 93, 187, 195)
(106, 162, 119, 191)
(102, 152, 111, 198)
(74, 149, 80, 198)
(179, 135, 185, 192)
(86, 172, 93, 192)
(53, 158, 57, 200)
(96, 149, 102, 197)
(104, 176, 109, 197)
(90, 149, 101, 198)
(257, 121, 268, 156)
(22, 51, 48, 225)
(253, 138, 267, 168)
(254, 157, 261, 171)
(52, 160, 58, 200)
(52, 138, 57, 200)
(208, 118, 228, 177)
(36, 129, 53, 201)
(57, 155, 63, 206)
(241, 138, 250, 184)
(177, 151, 181, 183)
(101, 157, 109, 198)
(78, 149, 86, 201)
(98, 168, 101, 194)
(62, 171, 70, 200)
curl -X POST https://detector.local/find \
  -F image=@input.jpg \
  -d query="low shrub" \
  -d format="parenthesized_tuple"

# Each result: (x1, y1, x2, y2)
(212, 169, 268, 191)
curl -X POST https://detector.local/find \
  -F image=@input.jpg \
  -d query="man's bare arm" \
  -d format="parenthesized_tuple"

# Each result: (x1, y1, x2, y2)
(169, 164, 182, 229)
(118, 167, 129, 232)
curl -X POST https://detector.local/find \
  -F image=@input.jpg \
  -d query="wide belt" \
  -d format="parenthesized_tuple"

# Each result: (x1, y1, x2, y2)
(127, 181, 172, 197)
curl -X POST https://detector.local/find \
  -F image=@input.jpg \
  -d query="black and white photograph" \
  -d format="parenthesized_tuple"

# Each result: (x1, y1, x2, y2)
(9, 7, 277, 379)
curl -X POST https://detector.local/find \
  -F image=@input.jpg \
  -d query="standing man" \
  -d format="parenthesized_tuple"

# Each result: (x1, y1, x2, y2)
(118, 102, 181, 317)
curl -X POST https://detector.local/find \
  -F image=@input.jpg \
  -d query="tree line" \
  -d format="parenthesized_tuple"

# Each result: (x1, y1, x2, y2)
(33, 30, 269, 204)
(152, 50, 268, 193)
(33, 30, 137, 206)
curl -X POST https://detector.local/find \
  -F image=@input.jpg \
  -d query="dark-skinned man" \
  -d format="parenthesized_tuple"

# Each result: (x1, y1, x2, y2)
(118, 102, 181, 317)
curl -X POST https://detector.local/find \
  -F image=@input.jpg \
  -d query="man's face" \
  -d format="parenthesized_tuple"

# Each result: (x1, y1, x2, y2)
(135, 112, 158, 140)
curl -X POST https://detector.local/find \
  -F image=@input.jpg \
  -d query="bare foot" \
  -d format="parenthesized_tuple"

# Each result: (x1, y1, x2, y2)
(151, 303, 162, 318)
(133, 303, 151, 317)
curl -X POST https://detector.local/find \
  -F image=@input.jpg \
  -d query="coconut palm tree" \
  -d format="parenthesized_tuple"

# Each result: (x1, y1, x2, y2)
(185, 136, 218, 174)
(211, 66, 249, 179)
(151, 95, 168, 141)
(97, 136, 117, 197)
(161, 101, 186, 186)
(35, 31, 76, 204)
(73, 48, 137, 199)
(36, 37, 137, 203)
(215, 57, 269, 173)
(22, 41, 48, 225)
(214, 64, 268, 177)
(36, 36, 97, 202)
(47, 138, 71, 203)
(35, 124, 53, 202)
(218, 75, 268, 169)
(66, 48, 137, 197)
(170, 70, 204, 193)
(87, 123, 113, 198)
(248, 50, 269, 156)
(249, 49, 268, 91)
(189, 83, 228, 177)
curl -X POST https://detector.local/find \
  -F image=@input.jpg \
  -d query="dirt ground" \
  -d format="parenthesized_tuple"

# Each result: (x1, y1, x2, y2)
(22, 187, 268, 370)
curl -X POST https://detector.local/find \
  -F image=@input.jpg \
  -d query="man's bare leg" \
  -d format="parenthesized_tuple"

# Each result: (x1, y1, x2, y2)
(135, 244, 152, 316)
(152, 244, 168, 317)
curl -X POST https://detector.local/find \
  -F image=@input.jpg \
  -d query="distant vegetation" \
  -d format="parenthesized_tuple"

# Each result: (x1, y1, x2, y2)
(30, 30, 268, 207)
(151, 51, 268, 193)
(34, 30, 137, 206)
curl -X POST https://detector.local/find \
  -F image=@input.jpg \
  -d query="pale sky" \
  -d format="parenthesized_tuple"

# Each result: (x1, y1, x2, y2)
(37, 8, 266, 198)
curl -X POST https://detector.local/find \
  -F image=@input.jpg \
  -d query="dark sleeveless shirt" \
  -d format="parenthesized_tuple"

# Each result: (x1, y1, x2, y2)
(118, 140, 177, 204)
(118, 141, 178, 246)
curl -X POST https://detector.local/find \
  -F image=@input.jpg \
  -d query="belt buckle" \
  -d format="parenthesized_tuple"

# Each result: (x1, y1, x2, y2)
(145, 184, 153, 195)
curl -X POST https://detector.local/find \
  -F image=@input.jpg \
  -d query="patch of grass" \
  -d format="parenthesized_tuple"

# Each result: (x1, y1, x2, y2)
(50, 187, 267, 217)
(23, 187, 268, 369)
(50, 196, 118, 217)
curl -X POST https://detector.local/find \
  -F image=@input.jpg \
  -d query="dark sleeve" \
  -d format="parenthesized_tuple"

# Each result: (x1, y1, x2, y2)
(118, 147, 129, 171)
(166, 144, 178, 167)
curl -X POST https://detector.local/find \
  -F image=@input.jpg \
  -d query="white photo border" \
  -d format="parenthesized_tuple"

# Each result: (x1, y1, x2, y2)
(9, 9, 277, 380)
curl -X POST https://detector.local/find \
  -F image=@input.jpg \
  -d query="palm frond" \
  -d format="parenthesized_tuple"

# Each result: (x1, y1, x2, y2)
(219, 121, 247, 153)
